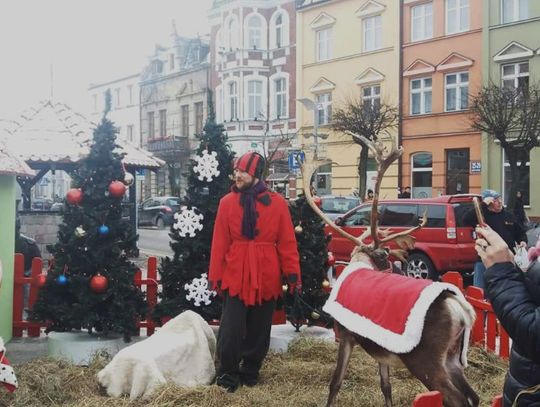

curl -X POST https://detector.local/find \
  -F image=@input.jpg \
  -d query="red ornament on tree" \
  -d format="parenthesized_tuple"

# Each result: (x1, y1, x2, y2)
(90, 274, 108, 293)
(108, 181, 126, 198)
(327, 253, 335, 266)
(35, 274, 47, 287)
(66, 188, 83, 205)
(313, 196, 322, 208)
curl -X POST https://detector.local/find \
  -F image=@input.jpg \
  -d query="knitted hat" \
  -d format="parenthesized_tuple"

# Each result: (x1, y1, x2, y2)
(482, 189, 501, 200)
(234, 152, 265, 179)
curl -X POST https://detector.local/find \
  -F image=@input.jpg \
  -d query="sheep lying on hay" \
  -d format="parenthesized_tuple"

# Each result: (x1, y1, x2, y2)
(97, 310, 216, 399)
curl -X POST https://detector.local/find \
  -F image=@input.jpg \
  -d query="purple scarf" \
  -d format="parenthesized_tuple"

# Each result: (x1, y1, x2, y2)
(233, 181, 268, 240)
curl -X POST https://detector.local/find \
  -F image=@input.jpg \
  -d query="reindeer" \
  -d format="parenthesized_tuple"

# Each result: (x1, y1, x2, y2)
(300, 134, 479, 407)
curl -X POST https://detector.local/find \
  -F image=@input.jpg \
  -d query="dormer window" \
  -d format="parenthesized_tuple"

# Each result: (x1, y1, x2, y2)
(247, 15, 262, 49)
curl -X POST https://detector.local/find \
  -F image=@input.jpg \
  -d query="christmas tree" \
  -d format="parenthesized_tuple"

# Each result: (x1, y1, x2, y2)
(153, 110, 235, 322)
(30, 113, 147, 341)
(286, 194, 333, 330)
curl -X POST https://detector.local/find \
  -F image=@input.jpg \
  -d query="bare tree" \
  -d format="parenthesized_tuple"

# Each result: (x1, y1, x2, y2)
(260, 128, 295, 178)
(470, 83, 540, 210)
(332, 99, 399, 200)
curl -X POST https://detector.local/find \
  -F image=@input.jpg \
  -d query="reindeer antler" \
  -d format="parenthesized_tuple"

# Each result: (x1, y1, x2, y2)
(300, 150, 364, 247)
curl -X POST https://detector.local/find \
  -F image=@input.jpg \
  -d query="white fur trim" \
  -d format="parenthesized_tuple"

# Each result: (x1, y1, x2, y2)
(0, 337, 4, 354)
(323, 264, 469, 354)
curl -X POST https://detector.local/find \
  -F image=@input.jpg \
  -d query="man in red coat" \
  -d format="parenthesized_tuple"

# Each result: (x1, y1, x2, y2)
(209, 151, 301, 392)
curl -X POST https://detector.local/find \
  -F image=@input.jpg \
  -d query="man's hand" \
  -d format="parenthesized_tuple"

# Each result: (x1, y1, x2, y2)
(475, 225, 514, 269)
(483, 196, 495, 206)
(518, 241, 527, 248)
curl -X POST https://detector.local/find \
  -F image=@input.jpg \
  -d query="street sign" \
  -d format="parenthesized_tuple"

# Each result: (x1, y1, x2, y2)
(288, 150, 305, 172)
(470, 161, 481, 173)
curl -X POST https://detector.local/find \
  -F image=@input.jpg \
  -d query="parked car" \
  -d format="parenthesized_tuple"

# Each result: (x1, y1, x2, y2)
(31, 197, 53, 211)
(326, 194, 480, 280)
(320, 195, 361, 221)
(138, 196, 181, 229)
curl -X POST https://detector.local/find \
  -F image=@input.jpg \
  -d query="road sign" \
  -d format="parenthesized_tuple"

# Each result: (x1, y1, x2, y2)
(288, 151, 305, 172)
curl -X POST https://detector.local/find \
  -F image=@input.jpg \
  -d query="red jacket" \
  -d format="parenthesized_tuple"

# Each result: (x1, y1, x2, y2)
(209, 189, 301, 306)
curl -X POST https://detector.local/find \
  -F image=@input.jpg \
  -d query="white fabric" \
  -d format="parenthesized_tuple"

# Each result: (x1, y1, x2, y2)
(97, 310, 216, 400)
(323, 261, 475, 355)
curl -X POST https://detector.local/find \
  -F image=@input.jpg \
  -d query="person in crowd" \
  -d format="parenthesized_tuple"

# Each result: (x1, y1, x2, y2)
(464, 189, 527, 289)
(399, 186, 411, 199)
(475, 225, 540, 406)
(514, 191, 529, 230)
(365, 189, 374, 202)
(209, 152, 301, 392)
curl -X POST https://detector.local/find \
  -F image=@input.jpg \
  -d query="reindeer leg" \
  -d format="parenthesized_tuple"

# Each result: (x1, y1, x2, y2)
(326, 324, 355, 407)
(378, 363, 393, 407)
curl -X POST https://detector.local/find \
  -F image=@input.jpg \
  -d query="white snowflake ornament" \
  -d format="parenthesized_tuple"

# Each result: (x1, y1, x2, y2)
(184, 273, 217, 307)
(173, 207, 204, 237)
(193, 149, 220, 182)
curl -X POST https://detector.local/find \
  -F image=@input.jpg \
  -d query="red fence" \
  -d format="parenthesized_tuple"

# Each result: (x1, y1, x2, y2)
(12, 253, 286, 338)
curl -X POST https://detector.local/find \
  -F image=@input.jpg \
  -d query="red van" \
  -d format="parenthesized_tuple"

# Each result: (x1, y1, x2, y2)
(326, 195, 480, 280)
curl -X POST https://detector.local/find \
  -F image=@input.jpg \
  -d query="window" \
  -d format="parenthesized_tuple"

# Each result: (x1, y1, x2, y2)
(316, 28, 332, 61)
(446, 0, 469, 34)
(275, 78, 287, 118)
(152, 60, 163, 74)
(147, 112, 155, 138)
(502, 0, 528, 23)
(446, 149, 469, 194)
(503, 151, 530, 205)
(227, 18, 238, 49)
(380, 205, 419, 227)
(127, 85, 133, 105)
(247, 15, 262, 49)
(195, 102, 204, 134)
(114, 88, 121, 108)
(362, 85, 381, 108)
(247, 80, 263, 119)
(228, 81, 238, 120)
(411, 152, 433, 198)
(181, 105, 189, 137)
(275, 14, 284, 48)
(344, 206, 372, 226)
(316, 163, 332, 195)
(502, 62, 529, 94)
(159, 109, 167, 137)
(170, 53, 175, 70)
(445, 72, 469, 111)
(411, 2, 433, 42)
(363, 15, 382, 52)
(127, 124, 134, 143)
(417, 205, 447, 228)
(315, 93, 332, 125)
(410, 78, 432, 115)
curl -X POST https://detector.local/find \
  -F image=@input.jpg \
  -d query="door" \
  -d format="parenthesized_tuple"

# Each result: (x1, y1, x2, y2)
(328, 205, 372, 261)
(446, 149, 469, 195)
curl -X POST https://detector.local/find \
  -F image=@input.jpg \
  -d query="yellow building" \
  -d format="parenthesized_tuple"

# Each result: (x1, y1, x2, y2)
(296, 0, 400, 199)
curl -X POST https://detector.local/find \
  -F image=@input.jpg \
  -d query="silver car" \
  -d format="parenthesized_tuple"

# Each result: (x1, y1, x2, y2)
(320, 195, 361, 221)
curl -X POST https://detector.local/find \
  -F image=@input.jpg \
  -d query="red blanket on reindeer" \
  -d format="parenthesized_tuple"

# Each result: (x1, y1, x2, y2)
(323, 261, 467, 354)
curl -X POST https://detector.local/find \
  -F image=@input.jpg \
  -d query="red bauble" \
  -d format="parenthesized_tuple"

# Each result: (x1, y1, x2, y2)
(66, 188, 83, 205)
(327, 253, 336, 266)
(108, 181, 126, 198)
(90, 274, 108, 293)
(35, 274, 47, 287)
(313, 196, 322, 208)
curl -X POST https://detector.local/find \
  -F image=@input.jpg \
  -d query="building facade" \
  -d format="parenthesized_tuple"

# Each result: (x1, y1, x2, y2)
(401, 0, 483, 198)
(208, 0, 297, 195)
(140, 31, 210, 199)
(296, 0, 400, 198)
(482, 0, 540, 218)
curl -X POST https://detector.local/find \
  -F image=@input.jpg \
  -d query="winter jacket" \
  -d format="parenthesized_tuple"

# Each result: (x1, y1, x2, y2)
(209, 188, 301, 306)
(484, 261, 540, 406)
(464, 203, 527, 253)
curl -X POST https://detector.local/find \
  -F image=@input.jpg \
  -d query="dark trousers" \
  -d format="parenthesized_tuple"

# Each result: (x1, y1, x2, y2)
(216, 291, 275, 379)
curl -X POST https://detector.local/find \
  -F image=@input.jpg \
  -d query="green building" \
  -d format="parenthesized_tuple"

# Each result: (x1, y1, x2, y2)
(482, 0, 540, 219)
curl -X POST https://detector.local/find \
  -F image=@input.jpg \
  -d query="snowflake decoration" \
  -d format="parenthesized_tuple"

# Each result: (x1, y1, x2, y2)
(184, 273, 217, 307)
(193, 149, 220, 182)
(173, 207, 204, 237)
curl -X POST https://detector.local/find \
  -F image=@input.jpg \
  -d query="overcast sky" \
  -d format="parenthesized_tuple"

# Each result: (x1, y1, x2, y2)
(0, 0, 213, 119)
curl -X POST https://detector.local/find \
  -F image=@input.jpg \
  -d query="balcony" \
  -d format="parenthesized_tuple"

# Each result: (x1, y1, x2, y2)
(145, 137, 189, 160)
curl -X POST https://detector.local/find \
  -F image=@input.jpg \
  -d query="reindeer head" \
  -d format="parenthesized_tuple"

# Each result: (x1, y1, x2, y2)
(300, 134, 426, 271)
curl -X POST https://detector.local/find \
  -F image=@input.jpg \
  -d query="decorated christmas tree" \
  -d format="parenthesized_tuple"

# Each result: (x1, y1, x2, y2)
(30, 114, 147, 341)
(153, 110, 235, 322)
(286, 194, 333, 329)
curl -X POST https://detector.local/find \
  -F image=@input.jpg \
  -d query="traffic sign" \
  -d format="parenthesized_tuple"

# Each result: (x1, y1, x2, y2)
(288, 150, 305, 172)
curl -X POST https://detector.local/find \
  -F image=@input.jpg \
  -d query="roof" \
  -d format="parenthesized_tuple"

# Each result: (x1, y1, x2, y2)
(0, 100, 164, 170)
(266, 172, 290, 182)
(0, 141, 34, 177)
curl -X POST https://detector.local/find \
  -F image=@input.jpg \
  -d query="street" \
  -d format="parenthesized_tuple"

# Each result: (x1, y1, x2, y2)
(137, 227, 174, 258)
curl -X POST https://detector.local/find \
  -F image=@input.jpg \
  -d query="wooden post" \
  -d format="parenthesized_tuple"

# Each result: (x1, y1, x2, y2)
(12, 254, 24, 337)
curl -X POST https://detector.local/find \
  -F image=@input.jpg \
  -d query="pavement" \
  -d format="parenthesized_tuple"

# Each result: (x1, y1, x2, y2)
(5, 323, 335, 365)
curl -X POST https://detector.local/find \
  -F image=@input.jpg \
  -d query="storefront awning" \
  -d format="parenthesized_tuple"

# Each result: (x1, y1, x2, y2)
(266, 172, 290, 182)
